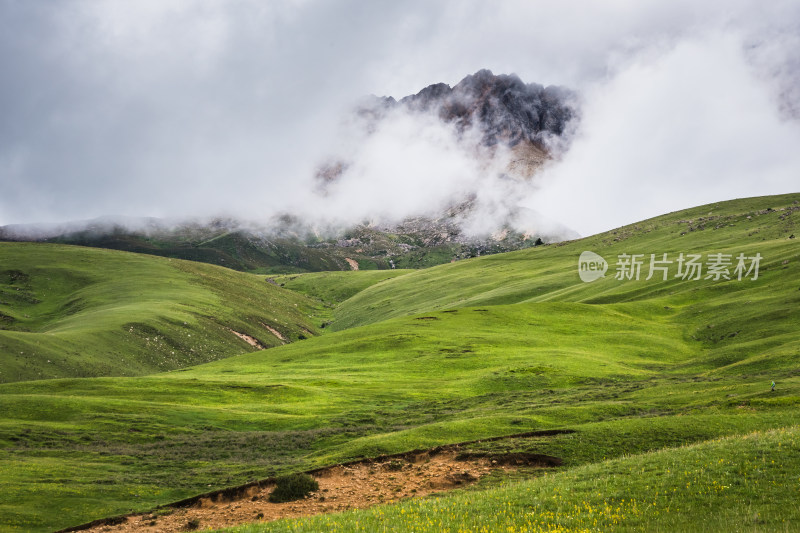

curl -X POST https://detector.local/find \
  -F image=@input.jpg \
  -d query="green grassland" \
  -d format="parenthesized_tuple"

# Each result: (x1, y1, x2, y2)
(271, 270, 413, 307)
(0, 193, 798, 532)
(5, 302, 797, 532)
(0, 243, 320, 382)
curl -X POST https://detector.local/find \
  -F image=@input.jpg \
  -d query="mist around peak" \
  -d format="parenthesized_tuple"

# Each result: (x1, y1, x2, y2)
(304, 69, 580, 241)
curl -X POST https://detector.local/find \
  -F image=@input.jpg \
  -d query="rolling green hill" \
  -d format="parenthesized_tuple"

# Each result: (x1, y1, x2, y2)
(0, 193, 798, 532)
(331, 193, 799, 330)
(0, 243, 320, 383)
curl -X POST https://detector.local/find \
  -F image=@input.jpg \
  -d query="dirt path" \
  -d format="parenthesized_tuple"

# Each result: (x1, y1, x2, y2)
(78, 448, 557, 533)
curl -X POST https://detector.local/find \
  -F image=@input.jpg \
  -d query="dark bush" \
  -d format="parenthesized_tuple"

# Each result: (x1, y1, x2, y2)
(268, 473, 319, 503)
(183, 517, 201, 531)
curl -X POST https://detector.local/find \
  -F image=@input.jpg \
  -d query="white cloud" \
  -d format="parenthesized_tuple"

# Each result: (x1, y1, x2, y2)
(0, 0, 798, 233)
(528, 30, 800, 235)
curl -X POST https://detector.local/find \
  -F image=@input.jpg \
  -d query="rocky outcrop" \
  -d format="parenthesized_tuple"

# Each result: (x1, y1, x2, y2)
(398, 69, 576, 149)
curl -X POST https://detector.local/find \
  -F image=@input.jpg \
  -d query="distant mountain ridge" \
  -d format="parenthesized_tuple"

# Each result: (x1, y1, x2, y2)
(1, 70, 579, 273)
(0, 210, 573, 274)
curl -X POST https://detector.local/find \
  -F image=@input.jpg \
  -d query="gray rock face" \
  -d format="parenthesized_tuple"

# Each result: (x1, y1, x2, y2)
(364, 69, 577, 149)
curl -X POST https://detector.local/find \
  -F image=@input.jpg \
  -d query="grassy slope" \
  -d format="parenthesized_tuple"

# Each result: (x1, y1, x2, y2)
(332, 193, 799, 331)
(0, 243, 320, 383)
(0, 193, 798, 531)
(268, 270, 415, 329)
(271, 270, 414, 306)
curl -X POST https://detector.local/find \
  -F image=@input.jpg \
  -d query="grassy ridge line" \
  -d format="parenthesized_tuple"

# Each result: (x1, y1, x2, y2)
(331, 193, 799, 330)
(225, 425, 800, 532)
(0, 243, 320, 382)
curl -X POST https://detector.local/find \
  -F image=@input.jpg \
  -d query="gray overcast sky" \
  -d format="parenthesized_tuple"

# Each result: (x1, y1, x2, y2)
(1, 0, 799, 235)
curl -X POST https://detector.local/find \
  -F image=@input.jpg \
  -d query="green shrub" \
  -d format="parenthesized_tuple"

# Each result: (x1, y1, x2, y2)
(386, 459, 405, 471)
(268, 473, 319, 503)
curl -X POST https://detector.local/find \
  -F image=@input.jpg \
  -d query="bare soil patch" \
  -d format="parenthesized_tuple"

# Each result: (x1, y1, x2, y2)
(228, 329, 265, 349)
(74, 448, 559, 533)
(260, 323, 286, 343)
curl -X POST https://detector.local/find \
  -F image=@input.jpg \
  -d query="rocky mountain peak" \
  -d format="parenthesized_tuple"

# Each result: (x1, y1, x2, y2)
(396, 69, 576, 149)
(332, 70, 578, 190)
